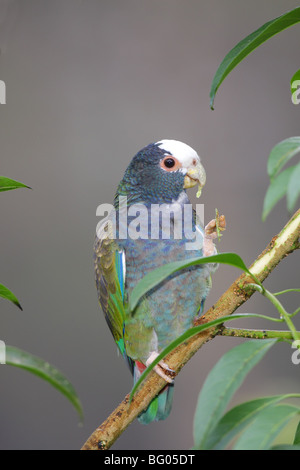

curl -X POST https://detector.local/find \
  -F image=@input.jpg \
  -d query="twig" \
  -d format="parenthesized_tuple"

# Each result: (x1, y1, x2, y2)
(217, 326, 295, 341)
(248, 283, 300, 342)
(81, 209, 300, 450)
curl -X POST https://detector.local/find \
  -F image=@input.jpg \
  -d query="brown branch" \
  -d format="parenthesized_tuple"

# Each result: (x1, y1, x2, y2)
(81, 209, 300, 450)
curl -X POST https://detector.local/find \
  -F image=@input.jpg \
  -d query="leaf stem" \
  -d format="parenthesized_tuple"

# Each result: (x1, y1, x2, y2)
(217, 327, 295, 341)
(291, 306, 300, 318)
(274, 288, 300, 296)
(249, 284, 300, 342)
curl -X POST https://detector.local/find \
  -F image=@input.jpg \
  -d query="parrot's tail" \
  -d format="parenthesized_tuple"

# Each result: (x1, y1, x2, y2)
(133, 362, 174, 424)
(138, 384, 174, 424)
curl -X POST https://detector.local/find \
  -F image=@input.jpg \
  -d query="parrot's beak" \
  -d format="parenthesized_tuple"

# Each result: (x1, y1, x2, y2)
(183, 161, 206, 198)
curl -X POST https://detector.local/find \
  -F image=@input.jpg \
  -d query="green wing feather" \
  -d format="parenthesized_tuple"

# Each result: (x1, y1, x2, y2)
(94, 219, 133, 372)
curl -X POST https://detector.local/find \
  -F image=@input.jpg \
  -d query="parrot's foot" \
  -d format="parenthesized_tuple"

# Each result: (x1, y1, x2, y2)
(146, 352, 175, 384)
(203, 215, 226, 257)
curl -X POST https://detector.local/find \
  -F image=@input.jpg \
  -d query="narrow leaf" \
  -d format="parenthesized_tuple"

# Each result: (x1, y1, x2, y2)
(210, 7, 300, 109)
(0, 176, 30, 192)
(0, 283, 22, 310)
(287, 161, 300, 212)
(233, 404, 299, 450)
(262, 166, 296, 221)
(293, 420, 300, 445)
(6, 346, 83, 420)
(267, 137, 300, 180)
(130, 253, 252, 312)
(193, 339, 277, 449)
(207, 394, 299, 450)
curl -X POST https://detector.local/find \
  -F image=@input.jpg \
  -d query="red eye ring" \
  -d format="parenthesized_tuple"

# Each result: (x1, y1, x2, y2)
(160, 155, 182, 172)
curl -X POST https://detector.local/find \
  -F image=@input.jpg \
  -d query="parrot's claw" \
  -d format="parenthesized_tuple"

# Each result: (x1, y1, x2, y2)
(146, 352, 175, 384)
(204, 215, 226, 239)
(203, 215, 226, 257)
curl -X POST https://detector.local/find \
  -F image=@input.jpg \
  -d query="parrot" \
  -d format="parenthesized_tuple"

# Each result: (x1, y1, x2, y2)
(94, 140, 226, 424)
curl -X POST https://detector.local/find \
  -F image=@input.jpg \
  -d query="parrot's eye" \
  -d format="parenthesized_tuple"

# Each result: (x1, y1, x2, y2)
(160, 156, 181, 172)
(164, 158, 175, 168)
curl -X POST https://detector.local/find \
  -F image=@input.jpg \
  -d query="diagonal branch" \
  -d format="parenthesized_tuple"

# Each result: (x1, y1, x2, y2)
(81, 209, 300, 450)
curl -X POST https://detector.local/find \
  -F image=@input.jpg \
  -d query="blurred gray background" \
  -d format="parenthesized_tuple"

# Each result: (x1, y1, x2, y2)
(0, 0, 299, 450)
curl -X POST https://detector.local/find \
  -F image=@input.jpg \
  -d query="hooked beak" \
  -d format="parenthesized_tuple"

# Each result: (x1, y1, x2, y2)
(183, 161, 206, 198)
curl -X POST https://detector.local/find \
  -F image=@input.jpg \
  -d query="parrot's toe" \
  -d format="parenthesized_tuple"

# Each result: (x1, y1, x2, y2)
(146, 352, 175, 384)
(203, 214, 226, 256)
(204, 214, 226, 239)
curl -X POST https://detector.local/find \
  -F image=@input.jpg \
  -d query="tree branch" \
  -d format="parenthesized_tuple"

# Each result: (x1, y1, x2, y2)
(81, 209, 300, 450)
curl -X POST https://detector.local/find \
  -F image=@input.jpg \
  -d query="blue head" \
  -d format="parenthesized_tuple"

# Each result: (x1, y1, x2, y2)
(115, 139, 206, 205)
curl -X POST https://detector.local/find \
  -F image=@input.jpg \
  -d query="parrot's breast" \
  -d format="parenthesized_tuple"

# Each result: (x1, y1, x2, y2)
(116, 201, 212, 362)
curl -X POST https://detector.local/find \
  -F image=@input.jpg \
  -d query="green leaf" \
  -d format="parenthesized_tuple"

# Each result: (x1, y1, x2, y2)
(293, 420, 300, 445)
(6, 346, 83, 420)
(291, 69, 300, 86)
(233, 404, 300, 450)
(206, 396, 282, 450)
(272, 444, 300, 450)
(287, 161, 300, 212)
(210, 7, 300, 109)
(129, 314, 273, 402)
(267, 137, 300, 180)
(262, 166, 296, 221)
(206, 394, 299, 450)
(193, 339, 277, 449)
(0, 283, 22, 310)
(130, 253, 253, 312)
(0, 176, 30, 192)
